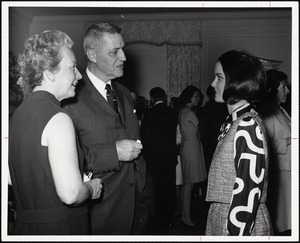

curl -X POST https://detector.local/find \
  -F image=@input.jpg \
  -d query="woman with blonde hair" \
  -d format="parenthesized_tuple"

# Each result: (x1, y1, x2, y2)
(9, 29, 102, 235)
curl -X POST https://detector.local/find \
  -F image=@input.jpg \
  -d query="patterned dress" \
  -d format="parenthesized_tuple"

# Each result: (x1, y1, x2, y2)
(205, 103, 273, 236)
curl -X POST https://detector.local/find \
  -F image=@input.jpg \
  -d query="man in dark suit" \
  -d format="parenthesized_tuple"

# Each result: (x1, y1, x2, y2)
(140, 87, 178, 230)
(62, 23, 154, 235)
(197, 86, 228, 172)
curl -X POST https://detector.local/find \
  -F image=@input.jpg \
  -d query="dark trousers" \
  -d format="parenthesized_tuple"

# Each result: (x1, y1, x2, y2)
(151, 166, 176, 225)
(130, 173, 155, 234)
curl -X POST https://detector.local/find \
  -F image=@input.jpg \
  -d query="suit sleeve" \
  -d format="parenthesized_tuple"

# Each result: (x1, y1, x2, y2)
(140, 110, 151, 160)
(63, 104, 120, 175)
(83, 142, 120, 174)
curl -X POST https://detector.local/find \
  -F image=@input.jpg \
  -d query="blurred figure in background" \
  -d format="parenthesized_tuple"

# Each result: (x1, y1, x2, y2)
(169, 97, 184, 219)
(135, 95, 149, 124)
(174, 123, 184, 220)
(178, 85, 207, 228)
(281, 83, 291, 116)
(169, 96, 182, 114)
(8, 50, 21, 234)
(130, 89, 138, 105)
(9, 51, 22, 118)
(197, 86, 228, 174)
(258, 69, 291, 236)
(141, 87, 178, 231)
(130, 89, 148, 125)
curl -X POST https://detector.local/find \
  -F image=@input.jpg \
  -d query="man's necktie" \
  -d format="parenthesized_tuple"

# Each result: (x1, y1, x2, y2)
(105, 83, 120, 117)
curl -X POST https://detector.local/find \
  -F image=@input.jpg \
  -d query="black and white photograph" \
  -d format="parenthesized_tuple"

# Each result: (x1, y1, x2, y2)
(1, 1, 299, 242)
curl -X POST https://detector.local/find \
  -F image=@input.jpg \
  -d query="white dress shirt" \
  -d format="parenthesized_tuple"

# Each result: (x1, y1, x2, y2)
(86, 68, 111, 101)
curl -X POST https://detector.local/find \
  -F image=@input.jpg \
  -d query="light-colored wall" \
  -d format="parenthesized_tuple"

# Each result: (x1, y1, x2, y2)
(9, 8, 33, 56)
(201, 15, 291, 98)
(9, 9, 292, 102)
(123, 44, 167, 99)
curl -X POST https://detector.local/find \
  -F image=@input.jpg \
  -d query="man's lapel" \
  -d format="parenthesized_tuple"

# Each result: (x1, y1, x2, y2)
(83, 73, 120, 119)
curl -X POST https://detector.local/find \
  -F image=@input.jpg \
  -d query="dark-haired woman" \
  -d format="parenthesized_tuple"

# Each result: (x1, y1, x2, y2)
(205, 50, 273, 236)
(178, 85, 207, 227)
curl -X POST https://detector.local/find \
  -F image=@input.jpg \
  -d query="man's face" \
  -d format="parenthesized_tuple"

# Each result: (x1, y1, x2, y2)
(93, 33, 126, 81)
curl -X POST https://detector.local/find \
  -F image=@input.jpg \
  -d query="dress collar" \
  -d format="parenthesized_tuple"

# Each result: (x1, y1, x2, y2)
(31, 90, 60, 107)
(154, 101, 164, 106)
(279, 105, 291, 122)
(86, 68, 111, 99)
(218, 103, 253, 141)
(228, 103, 252, 123)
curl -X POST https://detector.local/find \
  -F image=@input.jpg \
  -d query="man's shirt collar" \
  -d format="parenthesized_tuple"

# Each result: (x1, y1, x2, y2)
(86, 68, 111, 100)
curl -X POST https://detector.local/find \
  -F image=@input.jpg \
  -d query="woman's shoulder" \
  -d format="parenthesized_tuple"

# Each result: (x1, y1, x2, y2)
(179, 106, 188, 115)
(181, 107, 196, 117)
(235, 110, 270, 141)
(258, 101, 279, 118)
(181, 106, 193, 113)
(235, 110, 264, 130)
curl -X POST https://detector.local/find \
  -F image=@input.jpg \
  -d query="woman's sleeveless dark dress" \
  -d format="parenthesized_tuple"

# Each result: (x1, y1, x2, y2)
(9, 91, 89, 235)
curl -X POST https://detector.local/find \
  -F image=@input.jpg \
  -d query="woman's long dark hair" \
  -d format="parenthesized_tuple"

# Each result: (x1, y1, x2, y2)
(257, 69, 288, 117)
(179, 85, 203, 109)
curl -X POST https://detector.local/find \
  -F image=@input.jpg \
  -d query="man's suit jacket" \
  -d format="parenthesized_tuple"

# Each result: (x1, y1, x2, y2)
(140, 102, 178, 177)
(62, 73, 147, 234)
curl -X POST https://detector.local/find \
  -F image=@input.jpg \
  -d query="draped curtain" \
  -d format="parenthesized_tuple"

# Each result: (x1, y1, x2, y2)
(85, 20, 202, 97)
(166, 44, 201, 98)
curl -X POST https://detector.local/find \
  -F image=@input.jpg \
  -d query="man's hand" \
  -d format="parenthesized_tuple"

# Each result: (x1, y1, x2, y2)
(116, 139, 143, 162)
(86, 178, 102, 199)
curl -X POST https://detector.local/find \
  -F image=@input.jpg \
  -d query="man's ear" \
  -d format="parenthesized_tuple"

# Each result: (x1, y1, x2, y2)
(43, 70, 55, 82)
(86, 49, 96, 63)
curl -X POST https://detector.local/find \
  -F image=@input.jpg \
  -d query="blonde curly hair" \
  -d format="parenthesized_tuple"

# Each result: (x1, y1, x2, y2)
(18, 29, 74, 92)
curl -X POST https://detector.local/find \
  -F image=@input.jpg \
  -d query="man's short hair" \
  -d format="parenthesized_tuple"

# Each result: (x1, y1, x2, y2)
(83, 23, 122, 57)
(149, 87, 166, 100)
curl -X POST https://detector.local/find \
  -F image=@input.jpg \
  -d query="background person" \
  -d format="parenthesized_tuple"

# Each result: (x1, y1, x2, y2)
(9, 29, 102, 235)
(174, 124, 183, 219)
(169, 97, 184, 219)
(178, 85, 207, 228)
(141, 87, 178, 231)
(205, 49, 272, 236)
(197, 85, 228, 173)
(62, 23, 154, 235)
(258, 69, 291, 236)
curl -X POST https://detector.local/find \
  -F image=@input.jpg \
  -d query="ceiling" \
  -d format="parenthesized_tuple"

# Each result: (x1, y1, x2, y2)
(12, 6, 284, 18)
